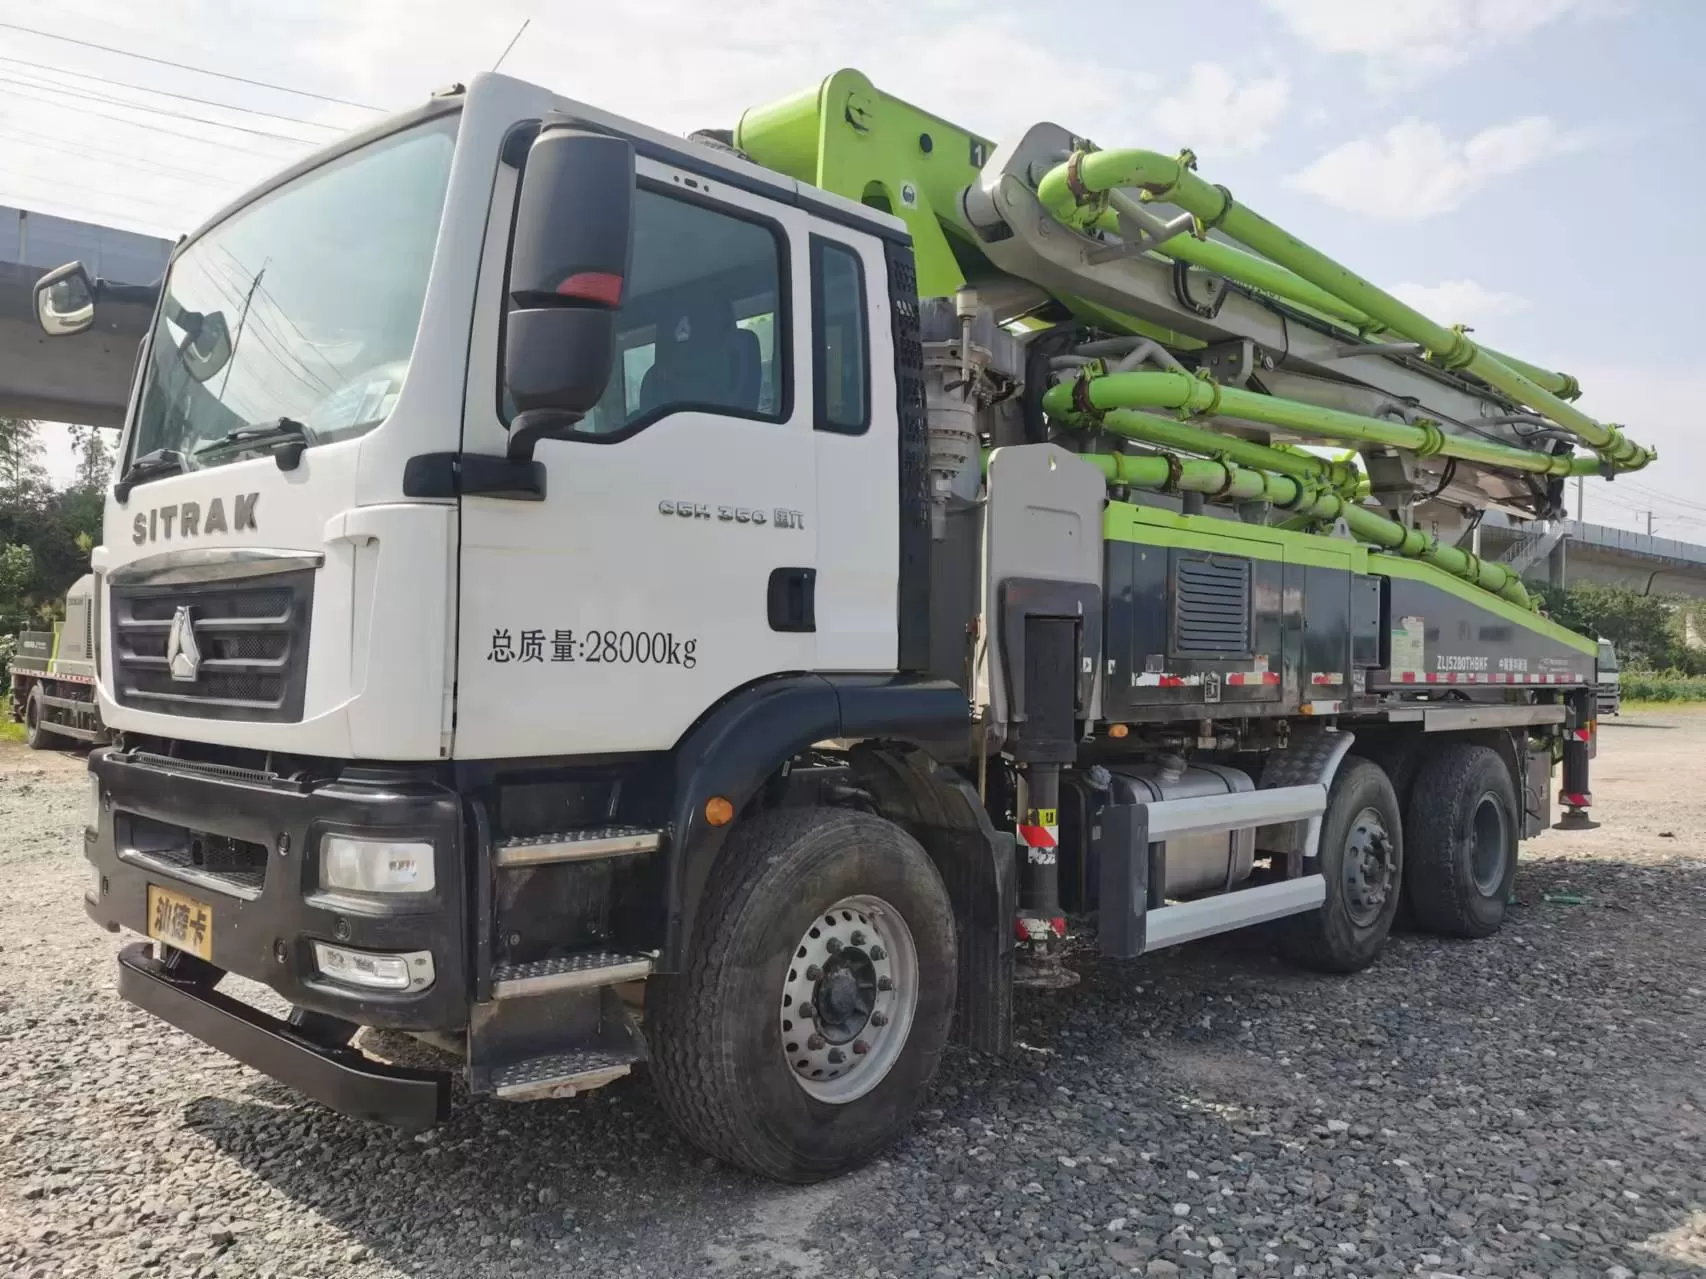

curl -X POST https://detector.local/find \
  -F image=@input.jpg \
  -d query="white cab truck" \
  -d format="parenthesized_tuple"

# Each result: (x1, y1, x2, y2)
(35, 72, 1613, 1181)
(8, 575, 108, 749)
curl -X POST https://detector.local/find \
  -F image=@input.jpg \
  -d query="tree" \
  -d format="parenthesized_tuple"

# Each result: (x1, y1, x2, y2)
(67, 425, 115, 493)
(0, 541, 34, 634)
(0, 417, 48, 510)
(1537, 582, 1705, 673)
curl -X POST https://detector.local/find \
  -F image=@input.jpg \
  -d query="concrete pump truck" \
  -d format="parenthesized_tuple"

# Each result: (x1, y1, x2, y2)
(35, 70, 1631, 1182)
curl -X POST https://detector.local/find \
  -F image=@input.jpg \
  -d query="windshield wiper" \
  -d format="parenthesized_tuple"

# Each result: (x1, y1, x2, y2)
(192, 417, 317, 470)
(113, 448, 187, 502)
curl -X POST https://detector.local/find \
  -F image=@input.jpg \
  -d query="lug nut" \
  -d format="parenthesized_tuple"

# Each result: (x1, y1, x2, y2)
(799, 1004, 815, 1020)
(825, 936, 843, 954)
(877, 976, 894, 992)
(870, 1011, 888, 1027)
(850, 930, 866, 946)
(869, 946, 886, 960)
(852, 1039, 869, 1055)
(827, 1048, 846, 1064)
(805, 964, 823, 982)
(807, 1033, 825, 1050)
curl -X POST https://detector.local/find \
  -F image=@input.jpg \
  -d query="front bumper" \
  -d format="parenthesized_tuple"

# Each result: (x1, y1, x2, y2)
(117, 941, 449, 1130)
(85, 746, 469, 1031)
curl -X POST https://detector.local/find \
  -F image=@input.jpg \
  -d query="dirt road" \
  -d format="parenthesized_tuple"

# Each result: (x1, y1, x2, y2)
(1, 712, 1702, 1278)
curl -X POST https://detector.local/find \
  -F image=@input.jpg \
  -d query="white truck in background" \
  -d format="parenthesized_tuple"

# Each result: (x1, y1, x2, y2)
(8, 574, 108, 749)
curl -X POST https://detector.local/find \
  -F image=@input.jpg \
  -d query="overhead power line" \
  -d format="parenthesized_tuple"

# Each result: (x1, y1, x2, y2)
(0, 21, 382, 111)
(0, 84, 305, 157)
(1, 127, 238, 188)
(0, 55, 345, 130)
(0, 76, 323, 145)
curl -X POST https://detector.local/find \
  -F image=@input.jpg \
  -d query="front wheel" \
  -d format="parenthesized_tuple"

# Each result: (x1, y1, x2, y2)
(646, 809, 957, 1182)
(23, 686, 58, 751)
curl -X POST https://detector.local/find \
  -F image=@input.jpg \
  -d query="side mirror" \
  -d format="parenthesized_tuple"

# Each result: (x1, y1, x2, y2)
(504, 127, 635, 461)
(33, 261, 96, 337)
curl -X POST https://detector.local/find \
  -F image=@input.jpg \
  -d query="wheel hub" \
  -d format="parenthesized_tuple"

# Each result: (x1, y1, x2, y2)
(779, 895, 918, 1104)
(1343, 808, 1396, 926)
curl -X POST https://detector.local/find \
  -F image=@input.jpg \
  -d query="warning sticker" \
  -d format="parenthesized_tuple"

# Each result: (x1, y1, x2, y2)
(1391, 615, 1425, 679)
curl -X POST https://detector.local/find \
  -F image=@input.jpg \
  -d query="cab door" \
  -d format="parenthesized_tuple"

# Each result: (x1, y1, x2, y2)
(454, 152, 818, 759)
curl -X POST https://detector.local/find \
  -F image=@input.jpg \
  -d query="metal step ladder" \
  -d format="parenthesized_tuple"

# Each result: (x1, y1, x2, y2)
(474, 824, 665, 1103)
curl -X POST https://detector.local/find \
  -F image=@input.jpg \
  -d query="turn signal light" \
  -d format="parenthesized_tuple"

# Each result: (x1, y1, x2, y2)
(705, 796, 734, 826)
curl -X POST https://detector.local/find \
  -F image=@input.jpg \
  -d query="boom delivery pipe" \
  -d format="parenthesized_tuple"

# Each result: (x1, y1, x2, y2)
(1037, 150, 1653, 471)
(1067, 441, 1531, 608)
(1042, 371, 1600, 479)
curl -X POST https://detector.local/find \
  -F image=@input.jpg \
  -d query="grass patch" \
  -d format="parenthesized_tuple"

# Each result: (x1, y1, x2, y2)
(1620, 671, 1706, 703)
(0, 697, 24, 743)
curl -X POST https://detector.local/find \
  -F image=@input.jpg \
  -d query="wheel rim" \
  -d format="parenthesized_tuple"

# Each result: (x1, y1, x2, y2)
(779, 894, 918, 1105)
(1470, 792, 1510, 896)
(1342, 806, 1397, 927)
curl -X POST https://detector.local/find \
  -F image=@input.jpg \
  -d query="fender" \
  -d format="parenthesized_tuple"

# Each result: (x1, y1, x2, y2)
(661, 672, 971, 968)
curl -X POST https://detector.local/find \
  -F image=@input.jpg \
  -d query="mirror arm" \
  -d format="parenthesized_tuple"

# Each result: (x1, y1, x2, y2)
(507, 408, 585, 462)
(97, 278, 162, 309)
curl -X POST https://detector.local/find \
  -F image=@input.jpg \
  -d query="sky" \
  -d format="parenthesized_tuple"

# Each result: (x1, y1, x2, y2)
(4, 0, 1704, 540)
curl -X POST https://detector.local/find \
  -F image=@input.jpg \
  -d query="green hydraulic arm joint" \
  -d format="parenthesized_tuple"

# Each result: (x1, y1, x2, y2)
(1042, 370, 1598, 480)
(1037, 149, 1651, 471)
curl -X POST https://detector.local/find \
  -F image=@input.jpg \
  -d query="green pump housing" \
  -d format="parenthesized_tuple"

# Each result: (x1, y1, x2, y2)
(731, 69, 1651, 631)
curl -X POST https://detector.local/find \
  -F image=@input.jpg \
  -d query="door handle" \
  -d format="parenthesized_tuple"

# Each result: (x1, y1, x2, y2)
(767, 567, 817, 633)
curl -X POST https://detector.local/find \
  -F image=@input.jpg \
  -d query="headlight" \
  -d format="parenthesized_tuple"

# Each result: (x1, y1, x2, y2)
(86, 775, 102, 831)
(312, 942, 435, 992)
(319, 835, 435, 894)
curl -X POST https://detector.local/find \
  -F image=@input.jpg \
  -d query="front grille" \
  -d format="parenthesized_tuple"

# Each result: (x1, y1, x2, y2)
(110, 569, 313, 722)
(1173, 556, 1252, 657)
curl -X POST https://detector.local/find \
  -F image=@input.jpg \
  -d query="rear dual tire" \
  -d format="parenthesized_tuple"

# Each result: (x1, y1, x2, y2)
(1404, 744, 1519, 938)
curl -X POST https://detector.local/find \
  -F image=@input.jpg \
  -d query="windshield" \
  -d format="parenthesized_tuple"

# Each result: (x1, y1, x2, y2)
(1597, 640, 1619, 672)
(128, 113, 458, 473)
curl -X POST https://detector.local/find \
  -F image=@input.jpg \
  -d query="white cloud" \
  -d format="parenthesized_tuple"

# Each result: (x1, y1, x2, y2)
(1388, 279, 1529, 327)
(1148, 63, 1290, 155)
(1288, 116, 1590, 219)
(1262, 0, 1620, 89)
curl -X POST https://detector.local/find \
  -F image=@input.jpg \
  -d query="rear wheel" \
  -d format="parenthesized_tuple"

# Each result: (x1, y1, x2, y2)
(1279, 757, 1403, 973)
(1404, 743, 1518, 938)
(646, 808, 957, 1182)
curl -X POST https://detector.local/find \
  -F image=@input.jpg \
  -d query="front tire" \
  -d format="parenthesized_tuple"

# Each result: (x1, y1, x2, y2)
(1278, 757, 1403, 973)
(647, 808, 957, 1182)
(1404, 743, 1519, 938)
(23, 686, 57, 751)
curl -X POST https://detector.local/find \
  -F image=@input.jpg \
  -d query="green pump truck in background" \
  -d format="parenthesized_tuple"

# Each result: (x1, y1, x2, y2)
(8, 574, 108, 749)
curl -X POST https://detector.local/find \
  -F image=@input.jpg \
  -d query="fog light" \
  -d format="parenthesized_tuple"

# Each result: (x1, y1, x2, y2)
(86, 775, 101, 831)
(311, 942, 435, 992)
(320, 835, 435, 894)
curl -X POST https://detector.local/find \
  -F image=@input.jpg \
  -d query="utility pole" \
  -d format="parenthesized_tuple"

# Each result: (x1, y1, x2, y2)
(1575, 474, 1583, 523)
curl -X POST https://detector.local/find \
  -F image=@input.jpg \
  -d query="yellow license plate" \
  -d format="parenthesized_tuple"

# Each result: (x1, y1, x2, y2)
(146, 884, 214, 961)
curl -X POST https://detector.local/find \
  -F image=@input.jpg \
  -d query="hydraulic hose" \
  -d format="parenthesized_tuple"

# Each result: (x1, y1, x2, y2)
(1037, 150, 1651, 471)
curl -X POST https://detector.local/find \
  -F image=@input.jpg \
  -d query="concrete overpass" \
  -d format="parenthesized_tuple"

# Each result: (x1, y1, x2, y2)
(1, 206, 173, 428)
(1482, 514, 1706, 599)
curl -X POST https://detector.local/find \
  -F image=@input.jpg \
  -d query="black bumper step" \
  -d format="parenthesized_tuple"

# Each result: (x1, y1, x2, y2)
(491, 950, 653, 998)
(116, 942, 450, 1131)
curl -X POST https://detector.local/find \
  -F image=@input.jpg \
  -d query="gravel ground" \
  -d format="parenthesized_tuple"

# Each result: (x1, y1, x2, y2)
(2, 712, 1703, 1279)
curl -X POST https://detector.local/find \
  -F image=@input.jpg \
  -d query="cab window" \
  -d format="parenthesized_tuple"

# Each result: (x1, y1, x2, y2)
(573, 187, 788, 438)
